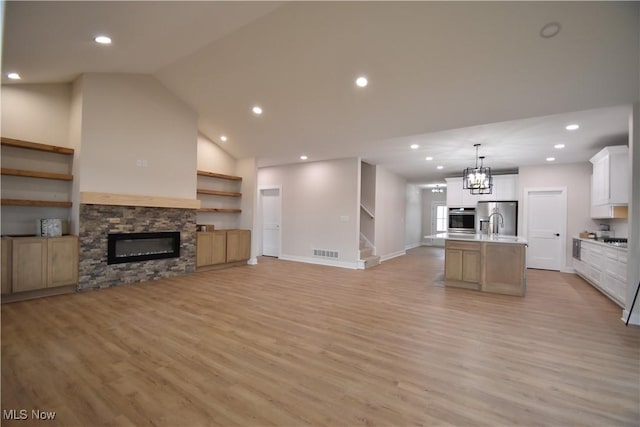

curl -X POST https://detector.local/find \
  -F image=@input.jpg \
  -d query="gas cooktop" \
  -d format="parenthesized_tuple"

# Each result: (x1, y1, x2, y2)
(600, 237, 628, 248)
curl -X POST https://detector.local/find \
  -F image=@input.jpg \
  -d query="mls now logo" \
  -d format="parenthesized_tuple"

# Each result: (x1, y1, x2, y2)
(3, 409, 56, 420)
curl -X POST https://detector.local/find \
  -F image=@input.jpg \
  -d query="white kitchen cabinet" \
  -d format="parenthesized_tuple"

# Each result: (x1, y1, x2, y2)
(445, 177, 465, 207)
(446, 174, 518, 207)
(589, 146, 628, 206)
(575, 239, 627, 306)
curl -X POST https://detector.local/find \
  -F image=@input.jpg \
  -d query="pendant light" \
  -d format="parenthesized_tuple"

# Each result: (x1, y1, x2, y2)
(462, 144, 493, 195)
(431, 185, 443, 193)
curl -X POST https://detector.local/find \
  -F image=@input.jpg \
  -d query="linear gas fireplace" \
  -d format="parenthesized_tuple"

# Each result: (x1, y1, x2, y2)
(107, 232, 181, 265)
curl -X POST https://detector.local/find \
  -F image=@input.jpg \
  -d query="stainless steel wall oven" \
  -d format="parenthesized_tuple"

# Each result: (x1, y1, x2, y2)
(448, 207, 476, 234)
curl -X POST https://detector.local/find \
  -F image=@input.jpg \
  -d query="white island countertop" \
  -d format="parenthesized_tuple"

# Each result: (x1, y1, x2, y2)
(425, 233, 528, 245)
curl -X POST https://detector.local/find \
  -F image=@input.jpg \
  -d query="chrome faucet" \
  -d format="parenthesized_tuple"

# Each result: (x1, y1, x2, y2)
(487, 212, 504, 235)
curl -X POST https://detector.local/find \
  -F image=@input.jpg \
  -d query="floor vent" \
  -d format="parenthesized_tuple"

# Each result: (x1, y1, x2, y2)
(313, 249, 339, 259)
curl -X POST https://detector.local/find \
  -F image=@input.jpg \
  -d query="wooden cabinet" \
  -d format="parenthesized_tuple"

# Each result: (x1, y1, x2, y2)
(12, 237, 48, 292)
(47, 236, 78, 287)
(590, 146, 628, 207)
(1, 238, 13, 294)
(445, 241, 481, 289)
(196, 229, 251, 268)
(196, 231, 227, 267)
(4, 235, 78, 295)
(226, 230, 251, 262)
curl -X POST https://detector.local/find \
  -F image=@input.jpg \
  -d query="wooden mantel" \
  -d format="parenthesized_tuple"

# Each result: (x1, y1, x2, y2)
(80, 192, 201, 210)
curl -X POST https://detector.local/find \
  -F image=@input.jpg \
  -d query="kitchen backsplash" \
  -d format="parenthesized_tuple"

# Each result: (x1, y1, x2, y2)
(595, 218, 628, 238)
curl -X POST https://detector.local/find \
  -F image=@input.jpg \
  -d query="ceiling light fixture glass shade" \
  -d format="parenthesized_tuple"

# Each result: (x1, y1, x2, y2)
(462, 143, 493, 195)
(431, 185, 444, 193)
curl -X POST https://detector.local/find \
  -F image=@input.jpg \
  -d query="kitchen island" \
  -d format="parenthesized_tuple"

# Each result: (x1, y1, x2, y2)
(427, 233, 528, 296)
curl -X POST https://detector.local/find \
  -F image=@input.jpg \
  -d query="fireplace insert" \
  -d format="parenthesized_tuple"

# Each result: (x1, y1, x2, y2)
(107, 232, 180, 264)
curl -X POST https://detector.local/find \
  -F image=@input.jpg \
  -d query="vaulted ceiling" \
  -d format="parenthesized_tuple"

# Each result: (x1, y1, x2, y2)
(3, 1, 639, 184)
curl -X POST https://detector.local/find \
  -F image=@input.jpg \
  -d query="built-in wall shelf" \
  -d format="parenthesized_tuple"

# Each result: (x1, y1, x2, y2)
(197, 170, 242, 181)
(196, 170, 243, 220)
(197, 208, 242, 214)
(1, 168, 73, 181)
(1, 199, 73, 208)
(1, 137, 74, 155)
(196, 189, 242, 197)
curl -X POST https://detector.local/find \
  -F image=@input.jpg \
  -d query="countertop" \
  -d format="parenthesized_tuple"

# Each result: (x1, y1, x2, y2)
(575, 236, 627, 251)
(425, 233, 528, 245)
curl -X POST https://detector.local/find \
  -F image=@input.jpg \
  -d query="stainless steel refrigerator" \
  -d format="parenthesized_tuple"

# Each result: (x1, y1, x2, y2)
(476, 201, 518, 236)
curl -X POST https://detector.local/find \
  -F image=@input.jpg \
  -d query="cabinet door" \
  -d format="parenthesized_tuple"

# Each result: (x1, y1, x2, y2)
(445, 249, 463, 281)
(592, 156, 609, 205)
(462, 250, 481, 283)
(445, 178, 463, 207)
(12, 238, 47, 292)
(226, 230, 251, 262)
(1, 238, 12, 294)
(196, 232, 214, 267)
(211, 231, 227, 265)
(47, 236, 78, 287)
(494, 175, 518, 200)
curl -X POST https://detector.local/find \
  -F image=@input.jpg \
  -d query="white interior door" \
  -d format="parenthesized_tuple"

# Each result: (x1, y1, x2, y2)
(525, 189, 566, 271)
(261, 188, 281, 257)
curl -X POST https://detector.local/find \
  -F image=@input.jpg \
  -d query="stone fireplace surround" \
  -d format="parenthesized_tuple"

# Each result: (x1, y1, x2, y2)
(78, 204, 196, 290)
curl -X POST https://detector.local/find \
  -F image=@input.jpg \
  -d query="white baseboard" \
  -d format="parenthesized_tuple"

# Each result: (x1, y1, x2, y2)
(404, 242, 421, 250)
(279, 254, 359, 270)
(247, 258, 258, 265)
(380, 250, 406, 262)
(622, 309, 640, 326)
(561, 267, 576, 274)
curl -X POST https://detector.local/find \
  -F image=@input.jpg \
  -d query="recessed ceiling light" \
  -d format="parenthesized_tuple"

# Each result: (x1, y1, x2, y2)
(410, 144, 419, 150)
(252, 106, 263, 115)
(436, 165, 444, 169)
(94, 35, 112, 45)
(425, 156, 433, 161)
(546, 157, 556, 162)
(355, 76, 368, 88)
(220, 135, 228, 142)
(540, 22, 561, 39)
(7, 72, 21, 80)
(554, 144, 565, 149)
(300, 155, 308, 160)
(565, 124, 579, 131)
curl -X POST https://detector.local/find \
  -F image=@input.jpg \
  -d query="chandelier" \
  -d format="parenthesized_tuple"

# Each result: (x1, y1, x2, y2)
(462, 143, 493, 195)
(431, 185, 444, 193)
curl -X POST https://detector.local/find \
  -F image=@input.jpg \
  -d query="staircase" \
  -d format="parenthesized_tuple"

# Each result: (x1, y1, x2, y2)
(359, 237, 380, 269)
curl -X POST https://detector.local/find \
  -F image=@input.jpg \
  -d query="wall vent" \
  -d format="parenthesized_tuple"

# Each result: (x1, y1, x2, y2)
(313, 249, 339, 259)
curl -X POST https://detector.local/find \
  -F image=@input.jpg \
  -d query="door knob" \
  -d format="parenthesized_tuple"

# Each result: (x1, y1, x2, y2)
(555, 233, 560, 237)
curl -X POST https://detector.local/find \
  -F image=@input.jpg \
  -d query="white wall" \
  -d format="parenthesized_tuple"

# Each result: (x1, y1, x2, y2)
(360, 161, 376, 246)
(625, 103, 639, 324)
(77, 73, 197, 199)
(374, 166, 407, 261)
(405, 184, 422, 249)
(518, 163, 600, 270)
(258, 158, 360, 268)
(236, 157, 258, 264)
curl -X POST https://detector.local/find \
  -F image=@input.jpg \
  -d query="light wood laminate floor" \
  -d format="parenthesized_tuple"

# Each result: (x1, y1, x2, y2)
(2, 247, 639, 426)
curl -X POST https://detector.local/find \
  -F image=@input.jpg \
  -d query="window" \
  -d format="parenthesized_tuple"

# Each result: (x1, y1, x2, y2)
(436, 204, 447, 232)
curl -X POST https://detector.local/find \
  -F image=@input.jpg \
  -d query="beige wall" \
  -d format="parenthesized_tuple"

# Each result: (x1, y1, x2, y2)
(518, 163, 601, 270)
(1, 83, 74, 234)
(197, 133, 237, 174)
(236, 157, 258, 263)
(258, 158, 360, 267)
(374, 166, 407, 260)
(77, 73, 197, 199)
(1, 84, 71, 146)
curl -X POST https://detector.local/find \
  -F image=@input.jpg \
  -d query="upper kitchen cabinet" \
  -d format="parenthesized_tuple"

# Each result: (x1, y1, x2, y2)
(590, 146, 628, 206)
(445, 174, 518, 207)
